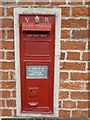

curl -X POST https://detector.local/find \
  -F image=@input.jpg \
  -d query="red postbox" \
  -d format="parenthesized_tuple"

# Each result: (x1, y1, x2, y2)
(19, 14, 55, 113)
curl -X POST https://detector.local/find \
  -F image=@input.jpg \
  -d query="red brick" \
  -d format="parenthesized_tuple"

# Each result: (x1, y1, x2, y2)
(88, 111, 90, 118)
(1, 1, 16, 4)
(0, 71, 8, 80)
(68, 0, 82, 4)
(88, 101, 90, 108)
(88, 62, 90, 70)
(71, 92, 89, 99)
(6, 99, 16, 107)
(61, 41, 86, 50)
(0, 41, 14, 50)
(60, 72, 68, 80)
(18, 0, 34, 4)
(51, 0, 66, 5)
(0, 7, 4, 16)
(7, 7, 15, 16)
(0, 100, 5, 107)
(7, 30, 14, 39)
(78, 101, 89, 109)
(63, 101, 76, 108)
(58, 101, 61, 108)
(6, 51, 15, 60)
(88, 41, 90, 50)
(31, 5, 54, 9)
(62, 19, 87, 28)
(59, 91, 69, 99)
(72, 7, 89, 16)
(1, 81, 16, 89)
(60, 52, 65, 60)
(72, 30, 89, 39)
(0, 90, 10, 98)
(0, 29, 6, 39)
(59, 110, 70, 118)
(60, 62, 86, 71)
(85, 0, 90, 4)
(60, 7, 70, 16)
(82, 52, 90, 61)
(0, 19, 14, 28)
(60, 82, 84, 90)
(10, 71, 15, 80)
(18, 2, 33, 5)
(0, 51, 4, 59)
(14, 109, 16, 116)
(0, 61, 15, 70)
(70, 72, 88, 81)
(35, 0, 49, 4)
(89, 111, 90, 117)
(11, 90, 16, 98)
(72, 110, 88, 118)
(61, 30, 70, 38)
(1, 109, 12, 116)
(86, 82, 90, 90)
(67, 52, 80, 60)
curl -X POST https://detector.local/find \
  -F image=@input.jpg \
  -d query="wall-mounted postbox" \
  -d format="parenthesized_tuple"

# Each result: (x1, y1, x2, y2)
(19, 14, 55, 114)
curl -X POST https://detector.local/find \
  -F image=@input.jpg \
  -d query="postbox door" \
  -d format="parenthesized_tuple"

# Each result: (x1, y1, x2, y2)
(19, 14, 55, 113)
(24, 61, 53, 113)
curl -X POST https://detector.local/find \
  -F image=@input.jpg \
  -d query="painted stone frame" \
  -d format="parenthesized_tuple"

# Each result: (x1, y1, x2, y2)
(14, 8, 61, 117)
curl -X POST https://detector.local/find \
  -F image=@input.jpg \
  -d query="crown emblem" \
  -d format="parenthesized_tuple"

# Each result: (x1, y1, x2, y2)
(34, 16, 40, 24)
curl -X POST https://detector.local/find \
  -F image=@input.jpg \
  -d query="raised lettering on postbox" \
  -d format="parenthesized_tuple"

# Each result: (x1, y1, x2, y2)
(22, 22, 51, 31)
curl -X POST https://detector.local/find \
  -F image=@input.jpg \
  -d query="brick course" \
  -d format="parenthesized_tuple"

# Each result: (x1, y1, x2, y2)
(0, 19, 14, 28)
(71, 92, 89, 99)
(60, 62, 86, 71)
(78, 101, 89, 109)
(67, 52, 80, 60)
(0, 100, 5, 107)
(60, 82, 84, 90)
(72, 110, 88, 118)
(6, 51, 15, 60)
(0, 71, 8, 80)
(72, 30, 89, 39)
(6, 99, 16, 107)
(62, 19, 87, 28)
(7, 7, 14, 16)
(72, 7, 89, 16)
(0, 7, 4, 16)
(1, 109, 12, 116)
(0, 30, 6, 39)
(60, 72, 68, 80)
(1, 81, 16, 89)
(0, 51, 4, 59)
(61, 41, 86, 50)
(1, 62, 15, 70)
(0, 91, 10, 98)
(59, 110, 70, 118)
(59, 91, 69, 99)
(70, 72, 89, 80)
(0, 41, 14, 50)
(63, 101, 76, 108)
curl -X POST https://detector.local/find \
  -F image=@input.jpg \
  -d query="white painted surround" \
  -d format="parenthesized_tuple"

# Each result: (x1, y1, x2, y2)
(14, 8, 61, 118)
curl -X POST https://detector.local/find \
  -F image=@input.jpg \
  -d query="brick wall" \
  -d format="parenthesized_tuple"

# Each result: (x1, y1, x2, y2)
(0, 0, 90, 119)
